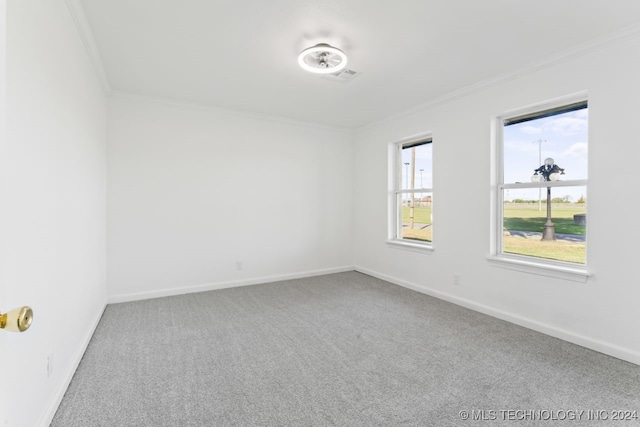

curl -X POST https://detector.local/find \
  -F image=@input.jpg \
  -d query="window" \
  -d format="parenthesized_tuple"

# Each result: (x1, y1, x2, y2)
(493, 95, 588, 272)
(389, 135, 433, 249)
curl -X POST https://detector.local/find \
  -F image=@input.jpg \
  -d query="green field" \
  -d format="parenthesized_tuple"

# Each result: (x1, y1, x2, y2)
(401, 206, 432, 224)
(503, 204, 586, 235)
(401, 206, 432, 242)
(502, 237, 585, 263)
(503, 203, 586, 264)
(400, 203, 586, 263)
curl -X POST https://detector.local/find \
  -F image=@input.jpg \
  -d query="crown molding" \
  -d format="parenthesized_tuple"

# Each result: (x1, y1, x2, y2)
(61, 1, 640, 133)
(64, 0, 111, 93)
(63, 0, 348, 133)
(357, 22, 640, 133)
(109, 90, 353, 134)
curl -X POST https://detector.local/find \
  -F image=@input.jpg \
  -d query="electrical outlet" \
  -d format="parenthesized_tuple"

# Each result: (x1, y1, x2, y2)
(236, 261, 243, 271)
(453, 274, 461, 286)
(47, 353, 54, 378)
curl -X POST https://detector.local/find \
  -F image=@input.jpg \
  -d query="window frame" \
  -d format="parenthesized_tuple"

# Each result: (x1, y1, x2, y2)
(489, 92, 591, 281)
(388, 132, 433, 252)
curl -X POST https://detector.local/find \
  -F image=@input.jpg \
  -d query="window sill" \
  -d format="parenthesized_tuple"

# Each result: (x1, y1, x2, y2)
(387, 239, 434, 254)
(486, 254, 591, 283)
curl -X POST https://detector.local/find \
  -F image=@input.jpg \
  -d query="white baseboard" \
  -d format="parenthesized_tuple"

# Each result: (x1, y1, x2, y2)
(39, 303, 107, 427)
(107, 266, 355, 304)
(355, 265, 640, 366)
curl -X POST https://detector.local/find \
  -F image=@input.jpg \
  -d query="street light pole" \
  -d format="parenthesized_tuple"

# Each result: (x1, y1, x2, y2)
(409, 148, 416, 229)
(403, 162, 409, 204)
(533, 139, 546, 211)
(533, 157, 565, 241)
(543, 186, 554, 239)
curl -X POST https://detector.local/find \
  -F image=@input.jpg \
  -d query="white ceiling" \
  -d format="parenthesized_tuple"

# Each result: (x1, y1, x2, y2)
(79, 0, 640, 128)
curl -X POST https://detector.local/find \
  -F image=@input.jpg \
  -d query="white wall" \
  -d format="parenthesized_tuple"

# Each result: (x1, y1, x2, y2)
(0, 0, 8, 422)
(107, 95, 353, 301)
(2, 3, 637, 424)
(1, 1, 107, 425)
(353, 36, 640, 365)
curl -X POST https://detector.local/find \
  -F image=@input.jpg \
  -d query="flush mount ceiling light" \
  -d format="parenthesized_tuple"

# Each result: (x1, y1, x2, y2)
(298, 43, 348, 74)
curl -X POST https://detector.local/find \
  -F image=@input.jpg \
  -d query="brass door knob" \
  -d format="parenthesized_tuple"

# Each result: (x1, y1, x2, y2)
(0, 306, 34, 332)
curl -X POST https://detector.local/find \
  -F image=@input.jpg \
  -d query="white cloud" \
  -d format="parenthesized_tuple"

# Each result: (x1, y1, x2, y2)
(561, 142, 588, 158)
(544, 116, 588, 136)
(574, 109, 589, 119)
(520, 125, 542, 135)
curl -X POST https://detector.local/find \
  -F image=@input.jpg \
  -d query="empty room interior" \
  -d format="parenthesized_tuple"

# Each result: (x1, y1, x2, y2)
(2, 1, 640, 426)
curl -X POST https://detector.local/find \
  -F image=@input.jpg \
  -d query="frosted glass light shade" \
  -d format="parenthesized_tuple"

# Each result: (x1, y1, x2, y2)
(298, 44, 348, 74)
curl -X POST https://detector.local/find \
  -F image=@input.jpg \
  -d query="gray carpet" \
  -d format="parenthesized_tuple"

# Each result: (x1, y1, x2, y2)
(51, 272, 640, 426)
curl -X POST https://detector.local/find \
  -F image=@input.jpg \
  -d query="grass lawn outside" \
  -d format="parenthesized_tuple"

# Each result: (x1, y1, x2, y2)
(503, 203, 586, 235)
(398, 203, 586, 262)
(402, 205, 432, 242)
(403, 226, 432, 242)
(503, 203, 586, 264)
(401, 205, 432, 224)
(503, 236, 585, 264)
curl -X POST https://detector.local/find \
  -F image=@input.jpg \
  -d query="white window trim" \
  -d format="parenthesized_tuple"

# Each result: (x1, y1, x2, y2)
(387, 132, 433, 252)
(486, 254, 591, 283)
(489, 91, 591, 281)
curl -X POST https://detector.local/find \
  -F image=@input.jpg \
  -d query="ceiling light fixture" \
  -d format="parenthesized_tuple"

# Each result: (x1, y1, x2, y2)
(298, 43, 348, 74)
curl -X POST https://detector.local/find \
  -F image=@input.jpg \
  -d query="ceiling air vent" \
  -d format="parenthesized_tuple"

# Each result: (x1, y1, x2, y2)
(321, 69, 361, 82)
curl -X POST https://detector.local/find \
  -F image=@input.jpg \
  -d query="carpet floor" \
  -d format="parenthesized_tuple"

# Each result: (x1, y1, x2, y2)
(51, 272, 640, 426)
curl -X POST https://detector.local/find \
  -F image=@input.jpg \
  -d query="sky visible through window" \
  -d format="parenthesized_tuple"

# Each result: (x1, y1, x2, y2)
(401, 142, 432, 190)
(503, 108, 588, 202)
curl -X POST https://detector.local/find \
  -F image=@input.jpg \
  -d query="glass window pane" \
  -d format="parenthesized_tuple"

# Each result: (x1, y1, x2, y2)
(401, 192, 432, 242)
(503, 108, 588, 184)
(401, 141, 432, 190)
(502, 187, 586, 264)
